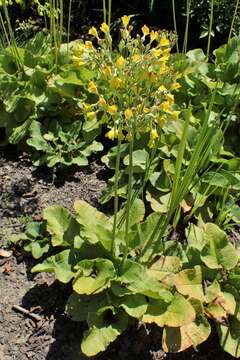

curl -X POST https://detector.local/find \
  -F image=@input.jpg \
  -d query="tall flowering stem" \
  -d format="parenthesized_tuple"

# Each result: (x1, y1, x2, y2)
(112, 138, 122, 256)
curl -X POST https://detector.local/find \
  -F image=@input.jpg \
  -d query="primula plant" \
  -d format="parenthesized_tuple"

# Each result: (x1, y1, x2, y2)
(14, 16, 240, 359)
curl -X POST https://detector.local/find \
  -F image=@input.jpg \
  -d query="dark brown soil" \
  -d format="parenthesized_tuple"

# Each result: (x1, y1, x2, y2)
(0, 147, 235, 360)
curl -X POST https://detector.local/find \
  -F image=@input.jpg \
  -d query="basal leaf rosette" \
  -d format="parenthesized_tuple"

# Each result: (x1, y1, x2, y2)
(71, 17, 181, 148)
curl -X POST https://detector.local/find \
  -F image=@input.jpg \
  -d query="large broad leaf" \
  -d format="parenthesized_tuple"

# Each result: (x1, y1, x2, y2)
(74, 200, 110, 244)
(119, 259, 173, 301)
(162, 317, 211, 352)
(114, 198, 145, 232)
(123, 149, 148, 173)
(9, 118, 32, 144)
(66, 292, 108, 322)
(143, 293, 196, 327)
(202, 170, 240, 190)
(186, 223, 205, 250)
(218, 317, 240, 358)
(73, 258, 116, 295)
(81, 310, 128, 356)
(116, 294, 148, 319)
(200, 223, 238, 270)
(44, 205, 81, 247)
(31, 249, 76, 283)
(174, 265, 205, 301)
(147, 256, 182, 286)
(27, 120, 52, 152)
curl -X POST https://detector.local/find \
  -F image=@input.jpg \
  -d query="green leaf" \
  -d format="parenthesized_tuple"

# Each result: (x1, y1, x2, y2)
(200, 223, 238, 270)
(143, 293, 196, 327)
(9, 118, 32, 144)
(31, 249, 76, 283)
(147, 256, 182, 282)
(66, 292, 108, 322)
(218, 317, 240, 358)
(43, 205, 81, 247)
(115, 198, 145, 231)
(119, 259, 173, 301)
(174, 265, 205, 301)
(27, 121, 52, 152)
(123, 149, 148, 172)
(117, 294, 148, 319)
(74, 200, 110, 244)
(81, 310, 128, 356)
(73, 258, 116, 295)
(186, 223, 205, 250)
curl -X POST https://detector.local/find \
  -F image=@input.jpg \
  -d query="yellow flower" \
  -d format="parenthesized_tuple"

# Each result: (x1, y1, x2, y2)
(122, 15, 130, 27)
(98, 97, 107, 108)
(159, 101, 171, 112)
(158, 85, 167, 92)
(158, 116, 167, 127)
(86, 111, 96, 120)
(102, 66, 112, 77)
(149, 72, 158, 83)
(159, 65, 169, 74)
(74, 44, 84, 57)
(143, 107, 150, 113)
(83, 103, 92, 112)
(110, 77, 123, 89)
(88, 26, 99, 38)
(160, 36, 170, 47)
(88, 81, 98, 95)
(141, 25, 150, 36)
(72, 56, 85, 67)
(132, 54, 141, 63)
(115, 56, 125, 69)
(171, 82, 181, 90)
(100, 22, 109, 34)
(85, 41, 93, 49)
(108, 105, 118, 115)
(166, 93, 174, 104)
(162, 47, 171, 55)
(148, 128, 158, 148)
(150, 31, 158, 42)
(159, 55, 170, 63)
(151, 48, 162, 57)
(126, 132, 133, 142)
(118, 128, 125, 141)
(151, 128, 158, 140)
(124, 108, 133, 120)
(171, 110, 180, 120)
(105, 128, 116, 141)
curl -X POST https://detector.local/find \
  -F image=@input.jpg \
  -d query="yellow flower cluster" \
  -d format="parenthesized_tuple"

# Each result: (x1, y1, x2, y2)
(73, 17, 181, 147)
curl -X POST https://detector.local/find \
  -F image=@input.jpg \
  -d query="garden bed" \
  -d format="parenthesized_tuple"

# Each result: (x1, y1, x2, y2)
(0, 148, 235, 360)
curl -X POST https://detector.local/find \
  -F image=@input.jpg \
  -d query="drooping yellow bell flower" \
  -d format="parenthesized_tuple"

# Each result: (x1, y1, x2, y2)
(132, 54, 141, 63)
(124, 108, 133, 120)
(115, 56, 125, 69)
(160, 36, 170, 47)
(122, 15, 130, 27)
(88, 26, 99, 38)
(105, 128, 116, 140)
(150, 31, 158, 42)
(100, 22, 109, 34)
(98, 97, 107, 108)
(108, 105, 118, 115)
(110, 77, 123, 89)
(141, 25, 150, 36)
(88, 81, 98, 95)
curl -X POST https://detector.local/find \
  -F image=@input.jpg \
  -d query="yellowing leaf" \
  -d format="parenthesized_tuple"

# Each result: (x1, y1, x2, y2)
(162, 317, 211, 352)
(143, 294, 195, 327)
(174, 266, 205, 301)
